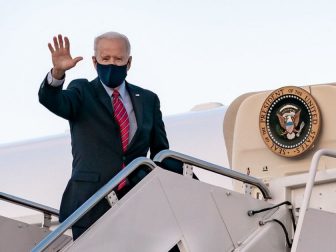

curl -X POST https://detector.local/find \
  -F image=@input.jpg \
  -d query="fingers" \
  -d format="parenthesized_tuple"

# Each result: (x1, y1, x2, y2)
(53, 36, 59, 51)
(73, 56, 84, 65)
(58, 34, 64, 49)
(64, 36, 70, 50)
(48, 43, 54, 53)
(52, 34, 66, 51)
(48, 34, 82, 69)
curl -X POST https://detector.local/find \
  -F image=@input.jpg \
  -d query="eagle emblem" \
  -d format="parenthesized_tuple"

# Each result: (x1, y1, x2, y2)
(276, 104, 305, 140)
(259, 86, 321, 157)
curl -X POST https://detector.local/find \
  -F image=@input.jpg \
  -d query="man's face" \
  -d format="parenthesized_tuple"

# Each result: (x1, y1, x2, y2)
(92, 38, 132, 70)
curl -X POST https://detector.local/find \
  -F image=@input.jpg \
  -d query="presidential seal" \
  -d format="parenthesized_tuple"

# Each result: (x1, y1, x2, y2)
(259, 86, 321, 157)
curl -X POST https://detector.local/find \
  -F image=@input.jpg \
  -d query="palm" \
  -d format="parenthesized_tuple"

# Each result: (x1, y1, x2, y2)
(48, 35, 83, 75)
(52, 48, 77, 70)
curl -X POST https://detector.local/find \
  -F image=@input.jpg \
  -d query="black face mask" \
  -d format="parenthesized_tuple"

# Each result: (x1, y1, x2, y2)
(96, 62, 128, 88)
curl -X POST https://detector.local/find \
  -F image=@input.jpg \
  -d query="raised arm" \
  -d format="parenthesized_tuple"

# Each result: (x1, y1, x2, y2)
(38, 35, 85, 120)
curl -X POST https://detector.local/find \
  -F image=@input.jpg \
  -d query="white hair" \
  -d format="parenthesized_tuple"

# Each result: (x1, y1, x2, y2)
(94, 31, 131, 56)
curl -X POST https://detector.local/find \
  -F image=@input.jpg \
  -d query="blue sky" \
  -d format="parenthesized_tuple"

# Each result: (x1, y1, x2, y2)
(1, 0, 336, 144)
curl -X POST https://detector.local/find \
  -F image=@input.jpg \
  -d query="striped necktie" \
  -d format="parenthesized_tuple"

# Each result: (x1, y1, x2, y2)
(112, 89, 130, 190)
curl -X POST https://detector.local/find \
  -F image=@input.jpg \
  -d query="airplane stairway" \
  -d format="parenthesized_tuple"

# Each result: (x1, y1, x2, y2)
(0, 192, 72, 251)
(290, 149, 336, 252)
(294, 208, 336, 252)
(29, 150, 295, 252)
(60, 167, 291, 252)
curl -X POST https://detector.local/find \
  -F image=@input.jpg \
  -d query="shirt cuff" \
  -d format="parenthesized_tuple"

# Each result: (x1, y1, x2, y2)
(47, 70, 65, 87)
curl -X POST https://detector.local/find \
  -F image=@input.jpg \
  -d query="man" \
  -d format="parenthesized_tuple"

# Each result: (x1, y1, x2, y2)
(39, 32, 180, 240)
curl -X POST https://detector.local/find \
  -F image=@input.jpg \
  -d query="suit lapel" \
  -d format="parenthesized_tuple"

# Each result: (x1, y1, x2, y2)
(126, 82, 143, 149)
(92, 78, 114, 117)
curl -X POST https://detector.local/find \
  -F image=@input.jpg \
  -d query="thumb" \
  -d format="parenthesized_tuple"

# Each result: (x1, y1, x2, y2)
(73, 56, 83, 65)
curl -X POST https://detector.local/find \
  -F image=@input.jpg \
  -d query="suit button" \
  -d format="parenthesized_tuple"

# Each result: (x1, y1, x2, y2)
(122, 156, 126, 161)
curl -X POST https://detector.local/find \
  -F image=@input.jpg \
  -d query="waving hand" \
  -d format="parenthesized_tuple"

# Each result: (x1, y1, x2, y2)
(48, 34, 83, 79)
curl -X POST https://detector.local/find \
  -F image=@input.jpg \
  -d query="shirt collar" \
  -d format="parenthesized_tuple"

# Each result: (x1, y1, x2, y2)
(101, 81, 127, 101)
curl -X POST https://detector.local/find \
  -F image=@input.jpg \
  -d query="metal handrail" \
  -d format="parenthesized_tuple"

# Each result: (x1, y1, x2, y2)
(0, 192, 59, 217)
(32, 157, 157, 252)
(153, 149, 272, 199)
(291, 149, 336, 252)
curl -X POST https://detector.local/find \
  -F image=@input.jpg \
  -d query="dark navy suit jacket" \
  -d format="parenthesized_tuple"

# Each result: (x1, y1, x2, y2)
(38, 76, 175, 228)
